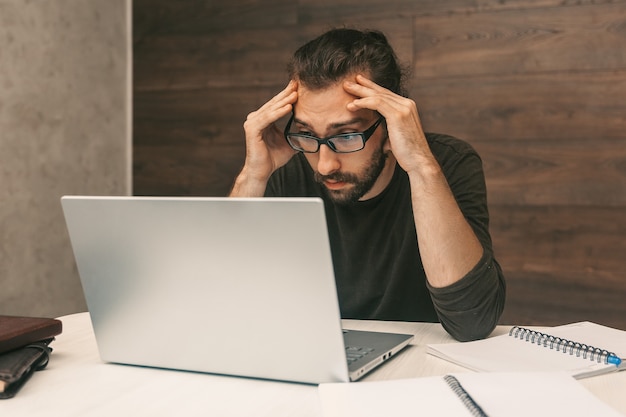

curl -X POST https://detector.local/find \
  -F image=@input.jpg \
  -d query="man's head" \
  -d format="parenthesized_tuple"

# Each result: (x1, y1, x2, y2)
(285, 29, 405, 205)
(287, 28, 406, 96)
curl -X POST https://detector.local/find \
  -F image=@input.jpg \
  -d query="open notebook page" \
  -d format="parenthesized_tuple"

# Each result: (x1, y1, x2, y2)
(427, 321, 626, 379)
(318, 372, 624, 417)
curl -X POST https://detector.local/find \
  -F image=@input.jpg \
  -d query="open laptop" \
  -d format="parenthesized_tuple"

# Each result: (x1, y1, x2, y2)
(61, 196, 413, 384)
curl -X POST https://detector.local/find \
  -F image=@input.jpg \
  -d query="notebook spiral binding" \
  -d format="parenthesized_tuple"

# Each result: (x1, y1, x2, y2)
(443, 375, 488, 417)
(509, 326, 617, 364)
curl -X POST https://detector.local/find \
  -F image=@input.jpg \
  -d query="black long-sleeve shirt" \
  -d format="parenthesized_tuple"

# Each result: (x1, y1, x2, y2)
(265, 133, 506, 341)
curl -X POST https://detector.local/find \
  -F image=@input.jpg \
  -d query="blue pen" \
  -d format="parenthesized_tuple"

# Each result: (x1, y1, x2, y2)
(607, 354, 622, 366)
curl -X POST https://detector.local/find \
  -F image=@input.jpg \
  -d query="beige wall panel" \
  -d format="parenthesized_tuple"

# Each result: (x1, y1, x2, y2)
(0, 0, 130, 317)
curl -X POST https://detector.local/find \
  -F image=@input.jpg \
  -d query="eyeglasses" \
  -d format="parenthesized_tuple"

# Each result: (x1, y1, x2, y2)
(284, 114, 384, 153)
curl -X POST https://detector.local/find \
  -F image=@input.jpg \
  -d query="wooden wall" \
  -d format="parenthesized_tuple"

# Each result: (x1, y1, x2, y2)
(132, 0, 626, 329)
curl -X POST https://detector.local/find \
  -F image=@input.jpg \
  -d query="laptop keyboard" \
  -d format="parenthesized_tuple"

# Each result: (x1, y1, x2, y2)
(345, 345, 375, 364)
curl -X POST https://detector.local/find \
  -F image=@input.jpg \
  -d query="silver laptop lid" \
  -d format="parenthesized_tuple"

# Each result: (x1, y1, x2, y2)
(61, 196, 350, 384)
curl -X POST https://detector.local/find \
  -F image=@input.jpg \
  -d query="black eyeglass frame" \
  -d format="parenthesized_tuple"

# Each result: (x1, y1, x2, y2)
(283, 114, 385, 154)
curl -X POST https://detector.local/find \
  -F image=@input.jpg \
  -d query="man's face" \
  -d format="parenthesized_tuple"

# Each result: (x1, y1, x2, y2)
(292, 80, 394, 205)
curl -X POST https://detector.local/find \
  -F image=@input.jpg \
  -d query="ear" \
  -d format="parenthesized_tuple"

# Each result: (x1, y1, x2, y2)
(381, 124, 392, 152)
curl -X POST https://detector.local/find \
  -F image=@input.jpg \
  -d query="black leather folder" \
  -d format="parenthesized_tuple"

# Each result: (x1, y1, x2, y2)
(0, 339, 53, 398)
(0, 316, 62, 399)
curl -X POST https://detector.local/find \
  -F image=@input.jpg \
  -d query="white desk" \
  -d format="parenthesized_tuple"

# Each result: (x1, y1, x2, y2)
(2, 313, 625, 416)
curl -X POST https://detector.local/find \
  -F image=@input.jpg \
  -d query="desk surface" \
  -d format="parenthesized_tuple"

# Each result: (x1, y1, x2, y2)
(2, 313, 625, 416)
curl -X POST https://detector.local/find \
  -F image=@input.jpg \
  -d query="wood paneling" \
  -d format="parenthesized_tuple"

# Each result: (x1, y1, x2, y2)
(501, 270, 626, 327)
(476, 138, 626, 206)
(414, 71, 626, 143)
(490, 205, 625, 276)
(297, 0, 622, 21)
(413, 3, 626, 78)
(133, 0, 626, 329)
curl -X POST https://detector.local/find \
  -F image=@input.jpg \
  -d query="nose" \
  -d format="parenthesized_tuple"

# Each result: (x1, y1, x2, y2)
(316, 145, 341, 176)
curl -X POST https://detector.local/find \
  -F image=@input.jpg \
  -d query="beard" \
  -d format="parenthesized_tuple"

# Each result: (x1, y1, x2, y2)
(314, 144, 390, 205)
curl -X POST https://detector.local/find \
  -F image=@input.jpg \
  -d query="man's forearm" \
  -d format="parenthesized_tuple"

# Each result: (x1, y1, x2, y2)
(407, 160, 484, 288)
(229, 167, 269, 197)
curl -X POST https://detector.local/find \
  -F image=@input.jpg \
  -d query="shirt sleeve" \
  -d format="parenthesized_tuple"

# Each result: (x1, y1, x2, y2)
(427, 250, 506, 341)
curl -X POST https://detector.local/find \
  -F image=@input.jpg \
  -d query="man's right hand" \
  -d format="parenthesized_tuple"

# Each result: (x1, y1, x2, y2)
(230, 81, 298, 197)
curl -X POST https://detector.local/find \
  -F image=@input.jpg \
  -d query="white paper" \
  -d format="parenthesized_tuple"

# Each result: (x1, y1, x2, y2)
(318, 372, 624, 417)
(427, 321, 626, 379)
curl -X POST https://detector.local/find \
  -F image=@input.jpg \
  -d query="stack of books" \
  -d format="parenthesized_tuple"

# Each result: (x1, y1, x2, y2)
(0, 315, 62, 399)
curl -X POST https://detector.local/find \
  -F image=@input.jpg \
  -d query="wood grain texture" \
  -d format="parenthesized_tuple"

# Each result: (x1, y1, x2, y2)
(491, 205, 626, 327)
(490, 205, 625, 276)
(500, 269, 626, 328)
(133, 0, 626, 328)
(297, 0, 623, 21)
(413, 3, 626, 78)
(474, 138, 626, 206)
(414, 71, 626, 142)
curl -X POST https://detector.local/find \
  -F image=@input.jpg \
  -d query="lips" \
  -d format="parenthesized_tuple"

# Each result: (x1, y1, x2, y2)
(324, 179, 347, 190)
(316, 172, 356, 191)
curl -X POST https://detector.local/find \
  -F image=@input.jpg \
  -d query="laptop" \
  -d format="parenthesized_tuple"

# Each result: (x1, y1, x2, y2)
(61, 196, 413, 384)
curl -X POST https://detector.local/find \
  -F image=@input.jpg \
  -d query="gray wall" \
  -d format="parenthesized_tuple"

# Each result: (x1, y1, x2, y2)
(0, 0, 130, 317)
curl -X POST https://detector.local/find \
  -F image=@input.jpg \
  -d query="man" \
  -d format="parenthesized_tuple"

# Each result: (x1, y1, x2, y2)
(229, 28, 505, 341)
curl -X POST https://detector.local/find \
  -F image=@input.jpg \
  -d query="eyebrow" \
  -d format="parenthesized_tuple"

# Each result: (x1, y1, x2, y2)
(292, 116, 367, 135)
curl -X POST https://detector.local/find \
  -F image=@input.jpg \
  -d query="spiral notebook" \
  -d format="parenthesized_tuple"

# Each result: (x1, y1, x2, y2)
(318, 372, 624, 417)
(427, 321, 626, 379)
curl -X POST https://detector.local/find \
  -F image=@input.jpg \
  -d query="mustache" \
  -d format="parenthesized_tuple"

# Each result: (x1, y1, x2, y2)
(314, 172, 359, 184)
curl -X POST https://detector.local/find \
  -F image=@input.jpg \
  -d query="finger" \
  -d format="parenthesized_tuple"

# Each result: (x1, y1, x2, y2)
(343, 78, 376, 98)
(259, 81, 298, 111)
(352, 74, 394, 95)
(345, 78, 411, 113)
(343, 78, 404, 110)
(245, 102, 293, 137)
(355, 74, 385, 90)
(248, 84, 297, 128)
(346, 93, 407, 117)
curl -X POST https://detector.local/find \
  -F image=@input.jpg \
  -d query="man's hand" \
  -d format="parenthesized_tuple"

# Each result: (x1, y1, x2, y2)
(231, 81, 298, 196)
(343, 75, 435, 175)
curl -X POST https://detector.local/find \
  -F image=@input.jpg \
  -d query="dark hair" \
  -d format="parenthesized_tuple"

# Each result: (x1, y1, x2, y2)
(287, 28, 407, 96)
